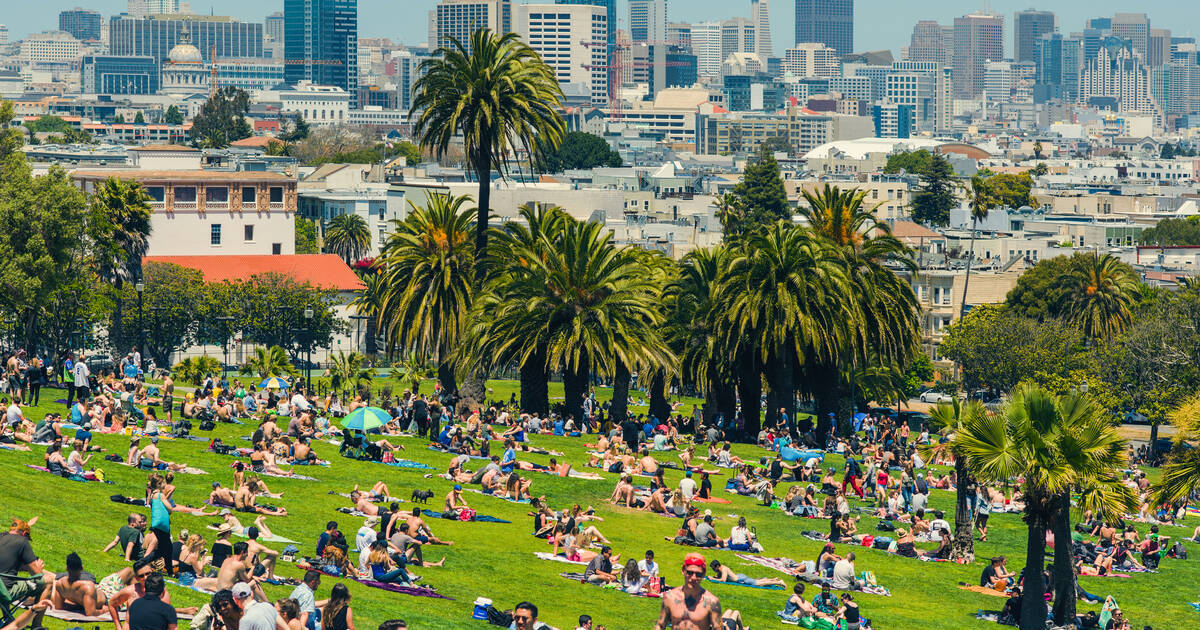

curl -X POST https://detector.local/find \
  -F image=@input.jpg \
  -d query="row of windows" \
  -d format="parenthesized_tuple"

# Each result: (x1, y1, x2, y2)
(145, 186, 285, 204)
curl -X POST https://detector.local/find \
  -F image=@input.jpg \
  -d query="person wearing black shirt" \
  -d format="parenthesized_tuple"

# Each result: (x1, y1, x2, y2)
(767, 458, 784, 483)
(128, 573, 177, 630)
(698, 473, 713, 499)
(980, 556, 1002, 587)
(621, 417, 640, 449)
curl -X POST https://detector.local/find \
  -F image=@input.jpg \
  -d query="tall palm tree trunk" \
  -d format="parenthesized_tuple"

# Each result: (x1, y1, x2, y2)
(648, 371, 670, 422)
(610, 361, 631, 424)
(765, 350, 796, 440)
(711, 375, 737, 434)
(959, 220, 977, 319)
(519, 346, 550, 417)
(562, 354, 590, 426)
(436, 360, 457, 397)
(475, 151, 492, 275)
(736, 349, 762, 439)
(951, 459, 975, 562)
(1051, 491, 1077, 625)
(1020, 504, 1050, 630)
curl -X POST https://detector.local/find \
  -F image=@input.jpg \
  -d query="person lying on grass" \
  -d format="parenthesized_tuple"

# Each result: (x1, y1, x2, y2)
(707, 559, 786, 588)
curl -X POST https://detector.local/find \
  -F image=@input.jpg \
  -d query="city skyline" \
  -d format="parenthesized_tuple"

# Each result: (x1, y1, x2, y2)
(13, 1, 1200, 55)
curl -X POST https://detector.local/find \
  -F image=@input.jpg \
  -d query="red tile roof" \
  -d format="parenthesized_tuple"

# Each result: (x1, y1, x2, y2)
(143, 254, 365, 291)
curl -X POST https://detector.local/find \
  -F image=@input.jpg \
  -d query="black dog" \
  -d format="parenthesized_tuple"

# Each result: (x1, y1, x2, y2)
(411, 489, 434, 504)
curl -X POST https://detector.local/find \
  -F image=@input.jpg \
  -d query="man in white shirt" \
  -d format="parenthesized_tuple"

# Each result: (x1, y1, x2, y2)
(638, 549, 659, 578)
(232, 582, 287, 630)
(73, 355, 91, 399)
(6, 399, 25, 427)
(831, 552, 859, 590)
(290, 392, 310, 413)
(356, 516, 378, 571)
(678, 471, 697, 501)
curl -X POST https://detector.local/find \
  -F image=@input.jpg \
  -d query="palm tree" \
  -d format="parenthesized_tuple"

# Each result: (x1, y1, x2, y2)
(1152, 392, 1200, 512)
(719, 222, 850, 436)
(172, 355, 221, 386)
(89, 177, 152, 353)
(463, 203, 572, 416)
(1061, 252, 1139, 340)
(410, 28, 566, 273)
(328, 351, 375, 400)
(247, 345, 295, 379)
(797, 184, 885, 249)
(375, 193, 475, 394)
(323, 214, 372, 264)
(391, 352, 428, 396)
(959, 175, 992, 319)
(922, 398, 985, 563)
(666, 246, 737, 426)
(953, 385, 1131, 629)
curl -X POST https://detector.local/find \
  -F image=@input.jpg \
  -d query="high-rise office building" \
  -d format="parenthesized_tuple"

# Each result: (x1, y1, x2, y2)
(907, 20, 948, 65)
(0, 26, 8, 46)
(1079, 37, 1161, 118)
(434, 1, 512, 50)
(126, 0, 189, 17)
(666, 23, 691, 48)
(265, 12, 285, 42)
(81, 55, 159, 94)
(109, 15, 264, 63)
(751, 0, 773, 58)
(691, 22, 722, 79)
(60, 8, 102, 42)
(721, 18, 756, 63)
(784, 43, 839, 77)
(1111, 13, 1150, 60)
(794, 0, 853, 56)
(952, 12, 1004, 98)
(518, 3, 608, 105)
(557, 0, 616, 99)
(1034, 32, 1082, 102)
(1013, 9, 1054, 64)
(629, 0, 667, 43)
(1148, 28, 1171, 67)
(284, 0, 359, 108)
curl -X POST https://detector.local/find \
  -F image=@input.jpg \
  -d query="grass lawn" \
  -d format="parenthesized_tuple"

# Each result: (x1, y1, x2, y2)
(3, 381, 1196, 630)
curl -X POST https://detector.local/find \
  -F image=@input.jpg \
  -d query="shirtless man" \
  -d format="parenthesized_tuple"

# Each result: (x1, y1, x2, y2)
(107, 558, 197, 630)
(210, 482, 237, 507)
(161, 374, 174, 422)
(404, 507, 453, 546)
(443, 485, 469, 518)
(193, 542, 266, 600)
(244, 527, 280, 580)
(348, 491, 384, 516)
(52, 553, 107, 616)
(139, 437, 186, 471)
(235, 484, 288, 516)
(638, 450, 660, 475)
(654, 553, 723, 630)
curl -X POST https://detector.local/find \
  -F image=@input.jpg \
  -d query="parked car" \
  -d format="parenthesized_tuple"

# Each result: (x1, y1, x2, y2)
(919, 390, 953, 404)
(869, 406, 897, 420)
(85, 354, 115, 374)
(1122, 411, 1150, 425)
(898, 411, 933, 431)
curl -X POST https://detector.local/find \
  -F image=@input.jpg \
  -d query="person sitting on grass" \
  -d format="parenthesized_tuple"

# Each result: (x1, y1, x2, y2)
(693, 513, 724, 548)
(442, 485, 470, 519)
(235, 482, 288, 516)
(583, 546, 617, 584)
(107, 558, 199, 630)
(404, 507, 453, 546)
(51, 552, 108, 616)
(708, 559, 786, 588)
(620, 558, 647, 594)
(367, 540, 414, 585)
(783, 582, 828, 621)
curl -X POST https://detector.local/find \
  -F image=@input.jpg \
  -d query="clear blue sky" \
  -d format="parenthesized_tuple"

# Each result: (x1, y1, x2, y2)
(18, 1, 1200, 56)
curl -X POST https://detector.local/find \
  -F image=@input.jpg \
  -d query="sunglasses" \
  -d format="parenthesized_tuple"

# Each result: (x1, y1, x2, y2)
(684, 569, 705, 577)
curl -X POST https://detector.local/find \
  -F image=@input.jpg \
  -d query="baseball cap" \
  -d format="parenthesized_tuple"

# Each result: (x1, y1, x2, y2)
(220, 508, 232, 516)
(231, 582, 253, 600)
(453, 484, 462, 491)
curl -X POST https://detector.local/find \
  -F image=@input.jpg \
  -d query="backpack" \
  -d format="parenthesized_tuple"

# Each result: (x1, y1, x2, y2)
(199, 418, 216, 432)
(484, 605, 513, 627)
(1169, 541, 1187, 559)
(458, 508, 477, 522)
(875, 520, 896, 532)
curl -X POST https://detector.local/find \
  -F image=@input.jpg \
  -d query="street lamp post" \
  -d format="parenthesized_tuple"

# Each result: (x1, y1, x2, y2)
(216, 315, 235, 378)
(135, 281, 145, 372)
(303, 308, 314, 393)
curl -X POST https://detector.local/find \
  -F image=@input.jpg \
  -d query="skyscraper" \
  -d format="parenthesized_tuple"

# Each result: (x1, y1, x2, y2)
(794, 0, 853, 56)
(721, 18, 756, 63)
(264, 12, 285, 42)
(907, 20, 948, 65)
(952, 12, 1004, 98)
(126, 0, 188, 17)
(1079, 37, 1161, 119)
(284, 0, 359, 108)
(1148, 28, 1171, 67)
(109, 15, 264, 63)
(691, 22, 722, 79)
(1013, 9, 1054, 64)
(518, 3, 608, 105)
(1111, 13, 1150, 60)
(60, 8, 102, 42)
(629, 0, 667, 43)
(433, 1, 512, 51)
(557, 0, 616, 99)
(751, 0, 773, 58)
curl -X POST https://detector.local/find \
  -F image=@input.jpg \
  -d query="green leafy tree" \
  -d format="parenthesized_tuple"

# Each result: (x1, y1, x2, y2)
(940, 304, 1081, 395)
(411, 28, 566, 274)
(87, 177, 153, 354)
(538, 131, 622, 172)
(1061, 252, 1139, 340)
(278, 114, 310, 143)
(883, 149, 934, 175)
(665, 246, 738, 426)
(718, 150, 790, 242)
(900, 353, 936, 399)
(392, 352, 428, 395)
(1030, 162, 1048, 177)
(981, 172, 1035, 210)
(164, 105, 184, 125)
(323, 214, 372, 263)
(959, 175, 993, 317)
(25, 115, 74, 134)
(111, 262, 207, 369)
(1139, 216, 1200, 245)
(295, 217, 319, 254)
(760, 135, 793, 156)
(376, 193, 476, 393)
(188, 87, 253, 149)
(114, 114, 125, 124)
(216, 273, 345, 356)
(134, 111, 145, 124)
(1032, 141, 1043, 160)
(393, 141, 422, 166)
(1006, 254, 1095, 320)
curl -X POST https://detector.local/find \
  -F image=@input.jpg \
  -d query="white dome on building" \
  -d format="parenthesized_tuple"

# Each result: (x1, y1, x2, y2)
(168, 42, 202, 64)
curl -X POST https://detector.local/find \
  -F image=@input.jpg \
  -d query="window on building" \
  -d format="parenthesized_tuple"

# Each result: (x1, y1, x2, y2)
(272, 243, 282, 255)
(206, 186, 228, 203)
(242, 187, 256, 204)
(210, 224, 222, 245)
(269, 187, 284, 203)
(145, 186, 165, 202)
(244, 225, 254, 241)
(175, 186, 197, 202)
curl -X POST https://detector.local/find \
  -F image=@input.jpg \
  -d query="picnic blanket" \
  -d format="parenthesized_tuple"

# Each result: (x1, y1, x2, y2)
(297, 557, 452, 600)
(24, 464, 108, 483)
(958, 584, 1010, 598)
(558, 572, 660, 598)
(467, 488, 530, 504)
(799, 531, 950, 563)
(734, 554, 892, 596)
(332, 492, 403, 503)
(692, 497, 732, 504)
(421, 509, 510, 524)
(705, 577, 783, 590)
(534, 552, 586, 566)
(44, 609, 195, 623)
(226, 462, 319, 481)
(383, 459, 435, 470)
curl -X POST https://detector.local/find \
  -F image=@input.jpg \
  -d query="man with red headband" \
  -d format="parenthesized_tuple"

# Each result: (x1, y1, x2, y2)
(653, 553, 722, 630)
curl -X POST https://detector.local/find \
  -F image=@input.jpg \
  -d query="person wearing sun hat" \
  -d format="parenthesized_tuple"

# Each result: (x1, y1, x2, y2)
(653, 552, 722, 629)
